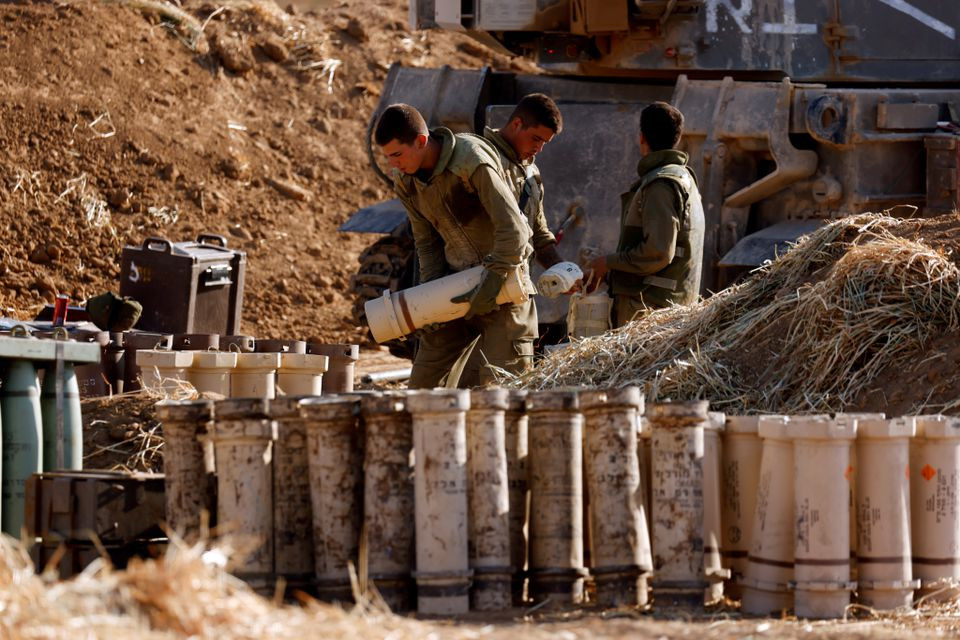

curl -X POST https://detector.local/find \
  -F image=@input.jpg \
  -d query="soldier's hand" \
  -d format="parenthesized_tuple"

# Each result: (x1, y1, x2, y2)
(451, 269, 506, 320)
(585, 255, 609, 293)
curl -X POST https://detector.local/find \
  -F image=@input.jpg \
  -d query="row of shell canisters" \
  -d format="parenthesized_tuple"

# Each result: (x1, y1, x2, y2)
(0, 329, 99, 538)
(156, 391, 960, 619)
(130, 335, 359, 398)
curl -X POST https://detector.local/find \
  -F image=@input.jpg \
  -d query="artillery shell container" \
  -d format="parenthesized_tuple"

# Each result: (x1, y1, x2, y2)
(467, 388, 512, 611)
(136, 349, 194, 395)
(407, 389, 472, 615)
(119, 234, 245, 335)
(788, 415, 857, 619)
(720, 416, 763, 600)
(277, 353, 328, 397)
(361, 393, 415, 611)
(303, 397, 363, 602)
(210, 398, 277, 593)
(231, 352, 281, 399)
(270, 397, 316, 594)
(1, 359, 42, 536)
(155, 400, 216, 540)
(307, 344, 359, 393)
(648, 401, 710, 607)
(856, 416, 918, 610)
(527, 389, 587, 605)
(911, 415, 960, 602)
(40, 360, 82, 472)
(703, 412, 730, 604)
(187, 351, 238, 397)
(122, 332, 172, 393)
(581, 387, 652, 607)
(505, 390, 529, 605)
(741, 416, 794, 615)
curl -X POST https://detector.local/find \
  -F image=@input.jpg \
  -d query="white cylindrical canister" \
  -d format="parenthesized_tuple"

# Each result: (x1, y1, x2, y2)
(361, 393, 416, 611)
(581, 386, 652, 607)
(231, 352, 281, 399)
(466, 388, 512, 611)
(270, 397, 315, 594)
(789, 415, 857, 619)
(277, 353, 329, 397)
(911, 415, 960, 602)
(721, 415, 762, 601)
(527, 389, 587, 605)
(303, 396, 363, 603)
(408, 389, 472, 615)
(740, 416, 794, 616)
(155, 399, 215, 541)
(704, 411, 730, 604)
(210, 398, 277, 593)
(648, 400, 709, 607)
(365, 265, 530, 343)
(187, 351, 238, 397)
(566, 290, 613, 339)
(136, 349, 193, 394)
(505, 389, 529, 606)
(856, 415, 918, 610)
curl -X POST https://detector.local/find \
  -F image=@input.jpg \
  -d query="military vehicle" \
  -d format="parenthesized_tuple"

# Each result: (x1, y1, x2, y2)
(343, 0, 960, 358)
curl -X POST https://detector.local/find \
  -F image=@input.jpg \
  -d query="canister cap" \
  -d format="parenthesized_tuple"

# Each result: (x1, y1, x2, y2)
(124, 332, 173, 350)
(916, 414, 960, 440)
(235, 352, 281, 371)
(787, 414, 856, 440)
(270, 396, 304, 419)
(256, 339, 307, 354)
(470, 388, 509, 410)
(278, 353, 329, 373)
(299, 396, 359, 421)
(360, 392, 407, 415)
(725, 415, 760, 435)
(136, 349, 194, 368)
(526, 388, 579, 412)
(216, 397, 270, 418)
(155, 399, 215, 422)
(579, 386, 643, 412)
(857, 416, 915, 439)
(191, 351, 239, 368)
(506, 389, 528, 412)
(648, 400, 709, 424)
(307, 343, 360, 361)
(406, 388, 471, 413)
(757, 415, 790, 440)
(707, 411, 726, 432)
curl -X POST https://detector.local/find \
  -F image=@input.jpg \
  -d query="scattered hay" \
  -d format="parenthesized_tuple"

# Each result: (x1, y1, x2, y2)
(513, 213, 960, 415)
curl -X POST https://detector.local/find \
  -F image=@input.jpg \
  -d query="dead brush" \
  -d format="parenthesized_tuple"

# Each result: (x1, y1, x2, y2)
(512, 213, 960, 415)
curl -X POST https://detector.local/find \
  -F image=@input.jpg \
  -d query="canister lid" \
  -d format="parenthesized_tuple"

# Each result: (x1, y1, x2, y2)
(360, 392, 407, 415)
(406, 388, 471, 413)
(857, 415, 915, 439)
(235, 352, 281, 371)
(278, 353, 329, 373)
(307, 343, 360, 361)
(725, 415, 760, 435)
(757, 415, 790, 440)
(216, 397, 270, 419)
(221, 335, 256, 352)
(124, 332, 173, 350)
(647, 400, 709, 425)
(173, 333, 220, 351)
(155, 398, 215, 422)
(136, 349, 194, 368)
(506, 389, 527, 413)
(916, 414, 960, 440)
(707, 411, 726, 432)
(526, 388, 579, 412)
(787, 414, 856, 440)
(579, 386, 643, 412)
(191, 351, 239, 368)
(270, 396, 304, 419)
(469, 388, 509, 411)
(299, 396, 359, 421)
(256, 339, 307, 354)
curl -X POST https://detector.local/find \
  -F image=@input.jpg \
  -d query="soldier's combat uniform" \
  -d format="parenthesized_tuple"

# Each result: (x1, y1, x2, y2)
(607, 148, 705, 327)
(393, 127, 538, 388)
(483, 126, 557, 254)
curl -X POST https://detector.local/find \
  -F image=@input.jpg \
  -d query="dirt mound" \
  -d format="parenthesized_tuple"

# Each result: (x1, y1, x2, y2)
(0, 0, 531, 344)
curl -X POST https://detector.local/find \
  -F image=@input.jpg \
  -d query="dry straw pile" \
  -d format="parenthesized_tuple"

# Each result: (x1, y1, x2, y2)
(514, 213, 960, 414)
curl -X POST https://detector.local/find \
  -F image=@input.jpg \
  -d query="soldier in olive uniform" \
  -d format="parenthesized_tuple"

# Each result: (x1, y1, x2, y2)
(585, 101, 705, 327)
(374, 104, 538, 388)
(483, 93, 565, 270)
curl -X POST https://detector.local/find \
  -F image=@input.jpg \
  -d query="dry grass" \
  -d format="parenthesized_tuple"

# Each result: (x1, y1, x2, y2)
(3, 533, 960, 639)
(513, 213, 960, 414)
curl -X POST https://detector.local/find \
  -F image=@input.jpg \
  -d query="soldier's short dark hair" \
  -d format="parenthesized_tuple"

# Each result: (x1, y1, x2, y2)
(508, 93, 563, 134)
(640, 102, 684, 151)
(374, 104, 428, 146)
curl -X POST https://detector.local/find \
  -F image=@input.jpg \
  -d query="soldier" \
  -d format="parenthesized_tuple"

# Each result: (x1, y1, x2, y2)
(483, 93, 565, 270)
(374, 103, 538, 388)
(584, 101, 704, 327)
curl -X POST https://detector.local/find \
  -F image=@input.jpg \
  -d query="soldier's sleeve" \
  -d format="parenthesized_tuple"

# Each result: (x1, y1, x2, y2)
(606, 180, 680, 276)
(528, 171, 557, 250)
(470, 165, 532, 276)
(398, 194, 448, 283)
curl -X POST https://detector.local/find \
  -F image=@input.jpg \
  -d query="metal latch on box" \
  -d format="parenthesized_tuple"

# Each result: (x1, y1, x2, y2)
(203, 263, 233, 287)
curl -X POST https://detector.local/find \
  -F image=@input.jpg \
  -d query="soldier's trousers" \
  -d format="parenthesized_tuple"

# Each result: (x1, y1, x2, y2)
(408, 298, 537, 389)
